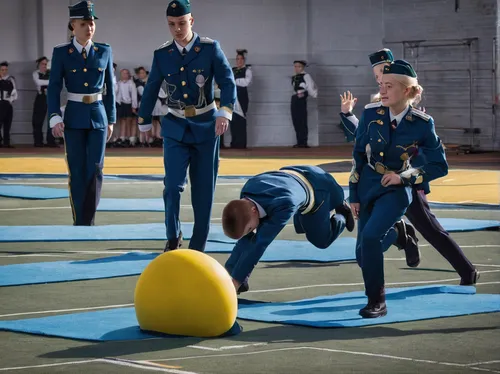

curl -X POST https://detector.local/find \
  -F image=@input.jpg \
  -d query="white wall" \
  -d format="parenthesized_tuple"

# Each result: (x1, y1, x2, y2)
(2, 0, 497, 150)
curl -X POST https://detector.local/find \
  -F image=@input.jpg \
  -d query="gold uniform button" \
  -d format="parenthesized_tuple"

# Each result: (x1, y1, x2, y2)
(181, 81, 186, 86)
(84, 82, 88, 87)
(378, 139, 381, 143)
(183, 94, 188, 99)
(379, 152, 384, 156)
(72, 69, 76, 72)
(83, 68, 87, 72)
(180, 67, 185, 71)
(98, 67, 102, 72)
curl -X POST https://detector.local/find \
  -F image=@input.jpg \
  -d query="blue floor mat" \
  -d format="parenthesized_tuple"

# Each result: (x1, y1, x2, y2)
(0, 218, 497, 244)
(2, 184, 498, 211)
(0, 223, 232, 243)
(0, 238, 357, 287)
(0, 307, 241, 341)
(237, 285, 500, 327)
(0, 185, 69, 199)
(0, 286, 498, 341)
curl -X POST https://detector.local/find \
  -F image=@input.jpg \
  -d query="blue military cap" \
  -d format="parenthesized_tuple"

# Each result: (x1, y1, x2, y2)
(383, 60, 417, 78)
(369, 48, 394, 67)
(69, 1, 98, 20)
(166, 0, 191, 17)
(294, 60, 307, 67)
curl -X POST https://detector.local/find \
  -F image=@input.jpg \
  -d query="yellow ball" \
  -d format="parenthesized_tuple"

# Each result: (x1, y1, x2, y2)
(134, 249, 238, 338)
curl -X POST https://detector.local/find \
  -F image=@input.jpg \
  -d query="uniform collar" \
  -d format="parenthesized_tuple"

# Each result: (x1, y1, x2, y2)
(245, 197, 267, 218)
(73, 38, 92, 55)
(0, 75, 11, 80)
(174, 32, 198, 54)
(390, 105, 409, 125)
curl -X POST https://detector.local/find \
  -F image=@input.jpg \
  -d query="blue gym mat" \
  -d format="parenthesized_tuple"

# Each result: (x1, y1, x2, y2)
(0, 223, 233, 243)
(236, 285, 500, 327)
(0, 238, 357, 287)
(0, 286, 498, 341)
(2, 184, 498, 211)
(0, 219, 498, 244)
(0, 185, 69, 200)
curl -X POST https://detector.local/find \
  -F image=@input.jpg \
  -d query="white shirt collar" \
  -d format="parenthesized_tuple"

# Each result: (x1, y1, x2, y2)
(174, 32, 198, 54)
(245, 197, 267, 218)
(73, 38, 92, 55)
(390, 106, 410, 125)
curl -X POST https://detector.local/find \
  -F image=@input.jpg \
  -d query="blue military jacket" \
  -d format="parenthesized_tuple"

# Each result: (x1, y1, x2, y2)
(47, 39, 116, 129)
(138, 34, 236, 143)
(349, 102, 448, 205)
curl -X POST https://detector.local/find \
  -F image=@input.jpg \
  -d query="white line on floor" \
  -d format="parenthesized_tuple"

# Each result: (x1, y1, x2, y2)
(421, 244, 500, 249)
(467, 360, 500, 366)
(100, 358, 199, 373)
(0, 303, 133, 318)
(0, 359, 98, 372)
(0, 181, 245, 186)
(0, 203, 228, 211)
(188, 343, 268, 352)
(146, 346, 500, 373)
(2, 275, 498, 319)
(247, 271, 500, 294)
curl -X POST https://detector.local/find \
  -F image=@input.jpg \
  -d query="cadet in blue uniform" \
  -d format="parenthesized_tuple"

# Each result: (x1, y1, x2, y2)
(349, 61, 448, 318)
(339, 49, 394, 142)
(222, 165, 355, 293)
(344, 49, 479, 285)
(138, 0, 236, 252)
(47, 1, 115, 226)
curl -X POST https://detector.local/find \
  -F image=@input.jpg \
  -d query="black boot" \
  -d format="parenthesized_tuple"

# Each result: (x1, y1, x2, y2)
(460, 269, 480, 285)
(394, 220, 420, 268)
(359, 290, 387, 318)
(335, 200, 355, 232)
(164, 231, 183, 252)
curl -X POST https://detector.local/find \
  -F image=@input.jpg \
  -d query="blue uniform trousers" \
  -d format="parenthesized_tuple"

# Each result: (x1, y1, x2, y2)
(356, 188, 411, 299)
(163, 134, 220, 251)
(63, 127, 106, 226)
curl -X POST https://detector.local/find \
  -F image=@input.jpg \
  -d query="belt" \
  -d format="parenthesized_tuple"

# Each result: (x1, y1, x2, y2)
(368, 161, 399, 175)
(279, 169, 316, 215)
(67, 92, 102, 104)
(168, 101, 216, 119)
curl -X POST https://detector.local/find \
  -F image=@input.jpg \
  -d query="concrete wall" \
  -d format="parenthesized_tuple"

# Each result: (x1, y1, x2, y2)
(1, 0, 497, 150)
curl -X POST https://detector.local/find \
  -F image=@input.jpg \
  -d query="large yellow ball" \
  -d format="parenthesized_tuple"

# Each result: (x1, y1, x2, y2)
(134, 249, 238, 338)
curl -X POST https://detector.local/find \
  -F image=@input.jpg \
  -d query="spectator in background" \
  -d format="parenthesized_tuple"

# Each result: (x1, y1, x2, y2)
(32, 56, 58, 147)
(115, 68, 138, 147)
(230, 49, 252, 149)
(290, 60, 317, 148)
(0, 61, 18, 148)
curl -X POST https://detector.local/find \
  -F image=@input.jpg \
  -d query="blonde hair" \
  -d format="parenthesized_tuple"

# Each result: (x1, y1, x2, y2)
(390, 74, 423, 106)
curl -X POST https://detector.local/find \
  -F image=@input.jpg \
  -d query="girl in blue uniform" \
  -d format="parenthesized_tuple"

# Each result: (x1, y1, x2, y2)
(349, 60, 448, 318)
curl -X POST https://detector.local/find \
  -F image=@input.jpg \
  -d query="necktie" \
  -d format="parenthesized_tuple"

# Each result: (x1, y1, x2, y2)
(182, 48, 187, 56)
(81, 48, 87, 61)
(391, 119, 397, 130)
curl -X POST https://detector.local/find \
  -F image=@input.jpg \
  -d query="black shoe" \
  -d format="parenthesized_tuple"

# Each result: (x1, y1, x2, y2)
(395, 220, 420, 268)
(460, 269, 480, 285)
(164, 231, 183, 252)
(237, 282, 250, 295)
(359, 300, 387, 318)
(335, 201, 355, 232)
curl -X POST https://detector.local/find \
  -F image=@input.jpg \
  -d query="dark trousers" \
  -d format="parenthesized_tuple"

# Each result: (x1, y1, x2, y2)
(291, 95, 308, 146)
(32, 94, 56, 146)
(0, 101, 13, 146)
(63, 128, 107, 226)
(163, 135, 220, 251)
(405, 189, 475, 278)
(230, 113, 247, 149)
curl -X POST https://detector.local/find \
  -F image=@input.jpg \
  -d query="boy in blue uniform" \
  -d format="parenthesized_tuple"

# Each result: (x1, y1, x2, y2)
(138, 0, 236, 252)
(222, 165, 355, 293)
(47, 1, 115, 226)
(349, 61, 449, 318)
